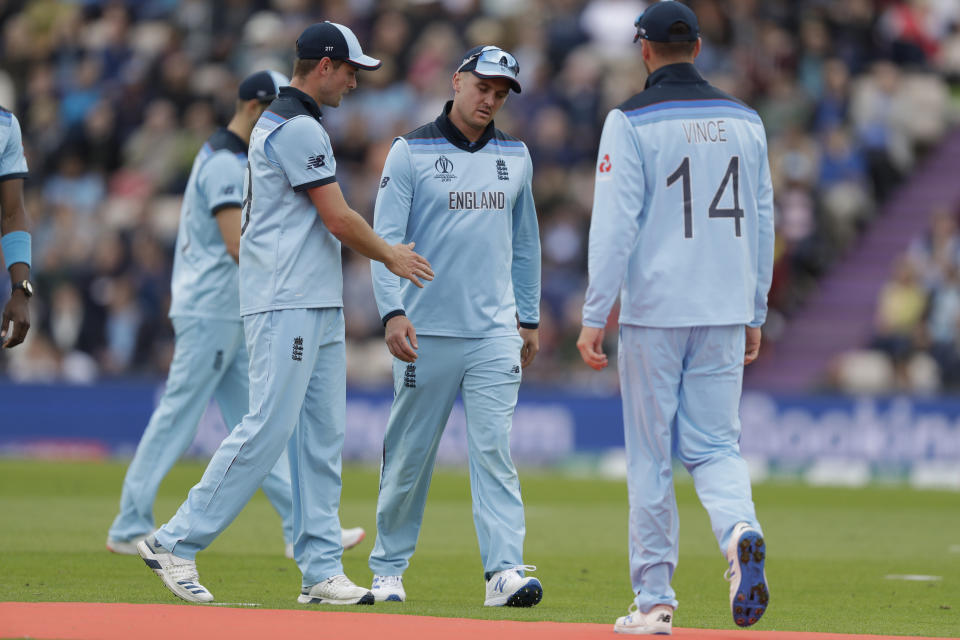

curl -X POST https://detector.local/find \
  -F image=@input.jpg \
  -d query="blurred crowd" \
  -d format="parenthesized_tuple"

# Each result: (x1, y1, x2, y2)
(2, 0, 960, 389)
(835, 206, 960, 394)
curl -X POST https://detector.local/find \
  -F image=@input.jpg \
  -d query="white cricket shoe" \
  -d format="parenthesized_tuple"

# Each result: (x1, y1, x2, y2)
(137, 536, 213, 603)
(614, 603, 674, 635)
(106, 533, 149, 555)
(284, 527, 368, 559)
(297, 574, 374, 605)
(724, 521, 769, 627)
(371, 575, 405, 602)
(483, 565, 543, 607)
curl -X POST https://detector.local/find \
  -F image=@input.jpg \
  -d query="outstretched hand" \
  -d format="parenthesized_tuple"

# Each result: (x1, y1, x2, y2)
(386, 242, 434, 288)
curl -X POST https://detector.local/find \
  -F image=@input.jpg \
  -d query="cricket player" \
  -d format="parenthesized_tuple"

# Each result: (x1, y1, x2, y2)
(576, 2, 773, 634)
(368, 45, 543, 608)
(0, 106, 32, 349)
(106, 70, 364, 559)
(137, 22, 433, 606)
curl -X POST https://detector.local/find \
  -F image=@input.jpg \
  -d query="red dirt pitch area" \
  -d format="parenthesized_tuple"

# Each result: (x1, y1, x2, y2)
(0, 603, 946, 640)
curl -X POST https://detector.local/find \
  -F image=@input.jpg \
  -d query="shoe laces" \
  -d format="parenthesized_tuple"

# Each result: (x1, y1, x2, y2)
(167, 561, 201, 585)
(374, 575, 402, 587)
(723, 558, 736, 583)
(507, 564, 537, 575)
(324, 574, 355, 588)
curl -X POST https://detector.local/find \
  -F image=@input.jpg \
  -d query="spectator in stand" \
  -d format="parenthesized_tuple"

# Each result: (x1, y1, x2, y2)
(907, 207, 960, 291)
(871, 255, 927, 368)
(818, 126, 872, 249)
(924, 264, 960, 387)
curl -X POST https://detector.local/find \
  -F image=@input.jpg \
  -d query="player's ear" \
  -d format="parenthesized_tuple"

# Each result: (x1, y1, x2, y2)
(316, 57, 333, 77)
(452, 71, 461, 94)
(692, 37, 702, 59)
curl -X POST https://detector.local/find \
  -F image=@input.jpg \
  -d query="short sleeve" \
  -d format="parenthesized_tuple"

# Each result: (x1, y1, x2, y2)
(0, 113, 29, 181)
(199, 151, 244, 215)
(267, 117, 336, 192)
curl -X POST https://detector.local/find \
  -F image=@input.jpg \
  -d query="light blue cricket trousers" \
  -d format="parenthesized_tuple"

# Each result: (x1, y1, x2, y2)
(155, 308, 349, 587)
(369, 334, 527, 577)
(619, 324, 762, 612)
(108, 316, 293, 545)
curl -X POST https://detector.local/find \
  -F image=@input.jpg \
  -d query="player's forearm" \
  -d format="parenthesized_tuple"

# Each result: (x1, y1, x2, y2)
(582, 214, 634, 327)
(0, 181, 29, 235)
(752, 216, 774, 327)
(371, 260, 404, 319)
(512, 254, 541, 327)
(752, 170, 775, 327)
(327, 207, 392, 264)
(511, 180, 541, 325)
(0, 211, 27, 235)
(1, 181, 31, 276)
(7, 261, 29, 281)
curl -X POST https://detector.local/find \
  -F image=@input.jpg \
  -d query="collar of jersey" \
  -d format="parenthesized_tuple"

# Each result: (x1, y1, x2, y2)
(644, 62, 705, 90)
(435, 101, 495, 153)
(211, 127, 248, 155)
(277, 86, 323, 122)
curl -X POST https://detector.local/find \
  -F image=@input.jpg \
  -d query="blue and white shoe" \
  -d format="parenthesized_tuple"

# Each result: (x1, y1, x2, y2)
(371, 575, 405, 602)
(483, 564, 543, 607)
(297, 574, 375, 605)
(137, 536, 213, 603)
(724, 522, 769, 627)
(614, 603, 673, 635)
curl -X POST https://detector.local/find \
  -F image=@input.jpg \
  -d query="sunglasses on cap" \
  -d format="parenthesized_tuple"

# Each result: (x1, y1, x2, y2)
(458, 46, 522, 92)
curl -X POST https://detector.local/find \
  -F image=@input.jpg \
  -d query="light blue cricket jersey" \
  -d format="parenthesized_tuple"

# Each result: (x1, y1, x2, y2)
(371, 102, 541, 338)
(583, 63, 775, 329)
(239, 86, 341, 316)
(168, 128, 247, 321)
(0, 108, 28, 180)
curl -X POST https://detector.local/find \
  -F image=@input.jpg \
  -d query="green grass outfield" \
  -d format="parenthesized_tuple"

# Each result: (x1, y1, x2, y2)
(1, 460, 958, 637)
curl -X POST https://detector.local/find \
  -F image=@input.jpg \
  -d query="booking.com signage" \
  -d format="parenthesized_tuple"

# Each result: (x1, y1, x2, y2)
(739, 392, 960, 464)
(0, 383, 959, 468)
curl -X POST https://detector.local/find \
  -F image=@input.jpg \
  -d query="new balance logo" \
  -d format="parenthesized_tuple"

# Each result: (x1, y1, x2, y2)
(657, 613, 672, 623)
(292, 337, 304, 361)
(496, 158, 509, 181)
(213, 350, 223, 371)
(306, 154, 326, 169)
(510, 365, 520, 374)
(221, 185, 236, 195)
(380, 176, 390, 188)
(494, 577, 506, 592)
(404, 364, 416, 388)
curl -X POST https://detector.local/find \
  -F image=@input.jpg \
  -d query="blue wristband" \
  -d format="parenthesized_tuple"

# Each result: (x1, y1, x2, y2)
(1, 230, 31, 270)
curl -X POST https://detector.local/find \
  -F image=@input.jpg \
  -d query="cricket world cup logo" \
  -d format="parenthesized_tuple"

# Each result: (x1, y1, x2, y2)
(434, 155, 456, 183)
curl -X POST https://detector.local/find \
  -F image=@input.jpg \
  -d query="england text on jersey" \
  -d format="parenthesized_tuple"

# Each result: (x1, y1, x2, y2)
(448, 191, 506, 211)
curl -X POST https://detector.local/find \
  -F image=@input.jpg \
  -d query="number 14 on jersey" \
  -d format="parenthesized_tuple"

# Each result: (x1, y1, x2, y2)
(666, 156, 743, 239)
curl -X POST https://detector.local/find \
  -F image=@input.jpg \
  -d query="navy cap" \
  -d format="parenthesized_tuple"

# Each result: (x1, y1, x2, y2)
(238, 70, 288, 102)
(457, 45, 521, 93)
(634, 1, 700, 43)
(296, 21, 381, 70)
